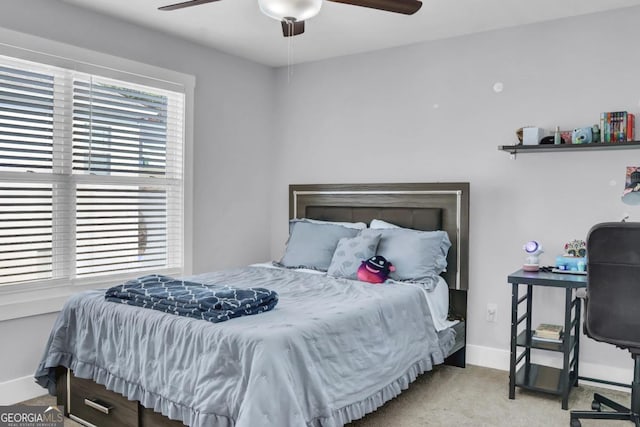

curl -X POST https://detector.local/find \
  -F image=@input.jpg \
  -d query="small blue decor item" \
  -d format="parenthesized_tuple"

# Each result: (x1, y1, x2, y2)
(556, 256, 587, 272)
(572, 127, 593, 144)
(592, 124, 601, 143)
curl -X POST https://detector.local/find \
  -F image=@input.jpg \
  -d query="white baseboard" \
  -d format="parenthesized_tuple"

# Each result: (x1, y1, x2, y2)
(0, 375, 47, 405)
(467, 344, 511, 370)
(466, 344, 634, 392)
(574, 361, 633, 392)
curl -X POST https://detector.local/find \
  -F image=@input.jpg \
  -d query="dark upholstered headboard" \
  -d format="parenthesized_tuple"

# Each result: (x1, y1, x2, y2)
(289, 183, 469, 291)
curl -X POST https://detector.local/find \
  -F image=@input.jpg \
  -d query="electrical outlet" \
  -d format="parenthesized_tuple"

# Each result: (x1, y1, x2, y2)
(486, 303, 498, 322)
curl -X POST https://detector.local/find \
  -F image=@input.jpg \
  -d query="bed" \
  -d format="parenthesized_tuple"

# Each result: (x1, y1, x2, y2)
(35, 182, 469, 427)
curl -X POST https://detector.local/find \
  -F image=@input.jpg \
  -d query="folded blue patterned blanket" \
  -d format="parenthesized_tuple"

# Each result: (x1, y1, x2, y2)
(105, 274, 278, 323)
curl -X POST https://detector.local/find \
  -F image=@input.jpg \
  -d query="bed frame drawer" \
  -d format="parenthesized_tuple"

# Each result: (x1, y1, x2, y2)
(69, 373, 138, 427)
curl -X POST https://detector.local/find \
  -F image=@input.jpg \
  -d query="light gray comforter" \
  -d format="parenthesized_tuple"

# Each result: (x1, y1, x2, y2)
(35, 266, 455, 427)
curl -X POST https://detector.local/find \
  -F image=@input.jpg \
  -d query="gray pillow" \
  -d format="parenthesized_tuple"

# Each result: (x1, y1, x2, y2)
(327, 230, 382, 279)
(376, 228, 451, 290)
(279, 221, 359, 271)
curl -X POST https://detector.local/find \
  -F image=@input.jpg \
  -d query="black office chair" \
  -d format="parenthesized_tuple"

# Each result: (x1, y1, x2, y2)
(570, 222, 640, 427)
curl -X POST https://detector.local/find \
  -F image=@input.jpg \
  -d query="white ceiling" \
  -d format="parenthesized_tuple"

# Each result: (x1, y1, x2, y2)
(62, 0, 640, 67)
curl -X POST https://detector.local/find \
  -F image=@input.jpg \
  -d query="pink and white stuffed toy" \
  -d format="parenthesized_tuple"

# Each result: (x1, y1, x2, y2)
(357, 255, 395, 284)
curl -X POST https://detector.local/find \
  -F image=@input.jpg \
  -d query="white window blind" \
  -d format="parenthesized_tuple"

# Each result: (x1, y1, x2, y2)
(0, 183, 53, 283)
(0, 54, 184, 288)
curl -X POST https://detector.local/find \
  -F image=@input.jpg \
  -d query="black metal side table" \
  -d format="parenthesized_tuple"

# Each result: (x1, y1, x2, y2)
(508, 268, 587, 409)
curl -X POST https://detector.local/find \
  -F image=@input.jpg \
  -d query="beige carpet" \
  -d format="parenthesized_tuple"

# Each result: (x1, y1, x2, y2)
(22, 364, 633, 426)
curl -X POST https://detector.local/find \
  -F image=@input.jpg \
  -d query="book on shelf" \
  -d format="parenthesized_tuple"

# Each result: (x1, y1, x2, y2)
(531, 334, 563, 343)
(534, 323, 563, 340)
(600, 111, 636, 142)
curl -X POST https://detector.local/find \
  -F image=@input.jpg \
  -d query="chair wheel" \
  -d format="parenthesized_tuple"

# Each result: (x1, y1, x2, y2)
(570, 419, 581, 427)
(591, 400, 602, 411)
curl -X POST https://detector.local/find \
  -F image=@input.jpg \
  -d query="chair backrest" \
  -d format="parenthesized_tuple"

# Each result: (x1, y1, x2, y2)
(586, 222, 640, 352)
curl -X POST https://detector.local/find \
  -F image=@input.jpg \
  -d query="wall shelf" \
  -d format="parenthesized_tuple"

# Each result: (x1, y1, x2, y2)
(499, 140, 640, 155)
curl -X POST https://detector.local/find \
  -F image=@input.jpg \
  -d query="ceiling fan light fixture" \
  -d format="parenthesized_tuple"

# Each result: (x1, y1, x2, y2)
(258, 0, 322, 22)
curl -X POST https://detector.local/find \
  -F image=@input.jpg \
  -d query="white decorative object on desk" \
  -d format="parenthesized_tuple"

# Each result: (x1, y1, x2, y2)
(523, 240, 543, 272)
(564, 239, 586, 257)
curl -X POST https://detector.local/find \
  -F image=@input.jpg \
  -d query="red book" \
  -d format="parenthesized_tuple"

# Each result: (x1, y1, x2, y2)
(628, 113, 635, 141)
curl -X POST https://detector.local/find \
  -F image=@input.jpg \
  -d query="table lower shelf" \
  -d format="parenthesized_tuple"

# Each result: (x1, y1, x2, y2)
(517, 330, 576, 352)
(515, 363, 575, 395)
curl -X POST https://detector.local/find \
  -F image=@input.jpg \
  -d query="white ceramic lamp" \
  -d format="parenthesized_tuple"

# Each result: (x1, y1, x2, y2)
(523, 240, 543, 272)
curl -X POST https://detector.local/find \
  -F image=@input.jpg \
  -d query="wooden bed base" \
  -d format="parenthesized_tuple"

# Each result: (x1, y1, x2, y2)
(56, 367, 184, 427)
(55, 182, 470, 426)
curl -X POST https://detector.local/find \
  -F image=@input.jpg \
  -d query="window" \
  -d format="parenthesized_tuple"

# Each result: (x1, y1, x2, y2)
(0, 54, 185, 289)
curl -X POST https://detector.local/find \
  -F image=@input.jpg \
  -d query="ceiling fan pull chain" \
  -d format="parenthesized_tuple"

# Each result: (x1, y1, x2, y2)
(287, 21, 294, 83)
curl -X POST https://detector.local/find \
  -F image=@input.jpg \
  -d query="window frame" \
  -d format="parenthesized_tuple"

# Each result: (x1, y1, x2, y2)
(0, 27, 195, 321)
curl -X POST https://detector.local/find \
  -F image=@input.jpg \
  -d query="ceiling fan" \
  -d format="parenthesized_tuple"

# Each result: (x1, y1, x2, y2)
(159, 0, 422, 37)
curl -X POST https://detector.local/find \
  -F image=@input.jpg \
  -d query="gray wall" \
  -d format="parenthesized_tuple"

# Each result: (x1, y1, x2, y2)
(270, 7, 640, 374)
(0, 0, 275, 385)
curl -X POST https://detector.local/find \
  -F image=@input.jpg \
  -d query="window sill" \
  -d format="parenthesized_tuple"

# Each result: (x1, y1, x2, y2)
(0, 268, 182, 321)
(0, 292, 76, 321)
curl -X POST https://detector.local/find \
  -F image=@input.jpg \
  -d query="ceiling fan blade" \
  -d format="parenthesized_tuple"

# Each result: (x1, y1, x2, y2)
(281, 20, 305, 37)
(159, 0, 220, 11)
(327, 0, 421, 14)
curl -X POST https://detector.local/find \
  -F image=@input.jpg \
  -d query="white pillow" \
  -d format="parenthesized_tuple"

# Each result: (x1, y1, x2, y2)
(295, 218, 367, 230)
(370, 219, 401, 229)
